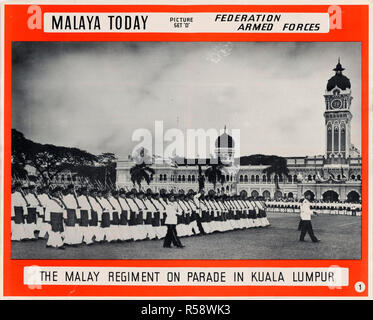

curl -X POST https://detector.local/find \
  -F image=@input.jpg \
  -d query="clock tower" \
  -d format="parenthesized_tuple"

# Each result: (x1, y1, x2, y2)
(324, 59, 353, 161)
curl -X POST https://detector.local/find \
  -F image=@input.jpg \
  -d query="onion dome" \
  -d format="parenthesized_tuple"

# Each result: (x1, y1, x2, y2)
(326, 58, 351, 91)
(215, 126, 235, 148)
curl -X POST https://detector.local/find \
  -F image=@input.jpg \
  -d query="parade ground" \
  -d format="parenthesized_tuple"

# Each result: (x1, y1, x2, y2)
(11, 213, 361, 260)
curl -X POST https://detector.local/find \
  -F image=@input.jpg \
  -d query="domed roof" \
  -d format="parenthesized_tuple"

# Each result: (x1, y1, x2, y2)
(326, 59, 351, 91)
(215, 128, 235, 148)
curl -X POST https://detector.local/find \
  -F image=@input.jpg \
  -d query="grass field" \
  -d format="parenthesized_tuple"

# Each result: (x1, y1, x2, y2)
(11, 213, 361, 260)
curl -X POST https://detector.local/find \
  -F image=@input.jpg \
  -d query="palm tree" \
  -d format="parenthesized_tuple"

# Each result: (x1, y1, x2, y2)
(262, 157, 289, 194)
(205, 164, 225, 191)
(129, 163, 155, 190)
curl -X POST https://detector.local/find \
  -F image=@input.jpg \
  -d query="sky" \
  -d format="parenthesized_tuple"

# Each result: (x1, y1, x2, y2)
(12, 41, 361, 159)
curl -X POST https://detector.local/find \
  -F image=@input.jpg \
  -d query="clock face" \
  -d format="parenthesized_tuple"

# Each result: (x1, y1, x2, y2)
(331, 99, 342, 109)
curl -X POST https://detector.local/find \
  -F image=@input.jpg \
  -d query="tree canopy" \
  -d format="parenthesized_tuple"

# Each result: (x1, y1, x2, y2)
(11, 129, 113, 186)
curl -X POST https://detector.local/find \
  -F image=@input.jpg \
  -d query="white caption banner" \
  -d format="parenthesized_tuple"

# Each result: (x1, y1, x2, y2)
(44, 12, 329, 33)
(24, 267, 348, 286)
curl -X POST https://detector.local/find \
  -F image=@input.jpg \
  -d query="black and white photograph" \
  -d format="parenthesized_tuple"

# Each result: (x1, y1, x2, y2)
(11, 41, 362, 260)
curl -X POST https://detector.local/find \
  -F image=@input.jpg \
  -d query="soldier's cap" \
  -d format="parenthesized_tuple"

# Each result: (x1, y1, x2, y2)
(126, 191, 133, 197)
(119, 188, 126, 195)
(146, 188, 152, 194)
(112, 190, 119, 196)
(168, 194, 176, 199)
(152, 193, 160, 197)
(137, 191, 145, 196)
(28, 183, 36, 189)
(178, 189, 185, 194)
(66, 184, 75, 190)
(79, 186, 88, 192)
(131, 188, 137, 194)
(90, 188, 99, 193)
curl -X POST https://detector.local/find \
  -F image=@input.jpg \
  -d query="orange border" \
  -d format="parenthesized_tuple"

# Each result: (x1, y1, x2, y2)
(3, 4, 369, 297)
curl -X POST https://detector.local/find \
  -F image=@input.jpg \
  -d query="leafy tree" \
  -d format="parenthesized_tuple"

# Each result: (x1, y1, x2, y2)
(97, 152, 117, 187)
(11, 129, 97, 186)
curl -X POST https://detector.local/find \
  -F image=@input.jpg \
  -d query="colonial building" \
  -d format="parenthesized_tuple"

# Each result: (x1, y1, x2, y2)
(116, 60, 362, 202)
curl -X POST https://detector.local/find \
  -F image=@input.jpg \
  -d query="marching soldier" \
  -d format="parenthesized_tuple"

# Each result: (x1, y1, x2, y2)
(299, 193, 320, 243)
(118, 188, 133, 241)
(45, 186, 65, 249)
(142, 190, 157, 240)
(11, 182, 28, 241)
(130, 190, 148, 241)
(107, 190, 122, 242)
(148, 192, 164, 239)
(96, 189, 113, 242)
(88, 188, 104, 242)
(35, 185, 51, 239)
(186, 191, 201, 235)
(62, 184, 82, 246)
(77, 187, 94, 245)
(24, 184, 40, 240)
(137, 191, 156, 240)
(163, 194, 184, 248)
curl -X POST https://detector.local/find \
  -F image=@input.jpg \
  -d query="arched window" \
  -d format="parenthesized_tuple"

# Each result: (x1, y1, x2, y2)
(239, 175, 243, 182)
(288, 175, 292, 183)
(267, 174, 271, 182)
(293, 175, 297, 183)
(226, 175, 229, 182)
(187, 175, 191, 182)
(255, 175, 259, 183)
(163, 174, 167, 181)
(182, 175, 185, 182)
(251, 175, 255, 182)
(313, 175, 316, 181)
(178, 175, 181, 182)
(244, 175, 248, 182)
(337, 174, 341, 180)
(262, 175, 266, 182)
(159, 174, 163, 181)
(308, 175, 312, 181)
(351, 174, 355, 180)
(357, 175, 361, 180)
(334, 126, 339, 152)
(192, 175, 195, 182)
(278, 175, 283, 183)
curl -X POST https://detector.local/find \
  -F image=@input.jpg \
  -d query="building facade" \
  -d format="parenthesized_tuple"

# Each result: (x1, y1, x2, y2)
(116, 61, 362, 202)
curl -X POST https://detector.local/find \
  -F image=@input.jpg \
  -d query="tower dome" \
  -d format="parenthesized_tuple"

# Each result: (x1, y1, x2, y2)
(215, 127, 235, 148)
(326, 59, 351, 91)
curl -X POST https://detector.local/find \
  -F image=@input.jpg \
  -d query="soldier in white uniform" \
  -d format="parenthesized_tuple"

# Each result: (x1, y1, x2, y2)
(156, 192, 169, 238)
(163, 194, 184, 248)
(117, 189, 133, 241)
(35, 185, 51, 239)
(77, 187, 94, 245)
(146, 192, 164, 239)
(62, 184, 82, 246)
(11, 182, 28, 241)
(96, 189, 114, 242)
(299, 193, 320, 242)
(107, 190, 122, 242)
(24, 184, 39, 240)
(88, 188, 104, 242)
(194, 191, 210, 234)
(45, 187, 65, 249)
